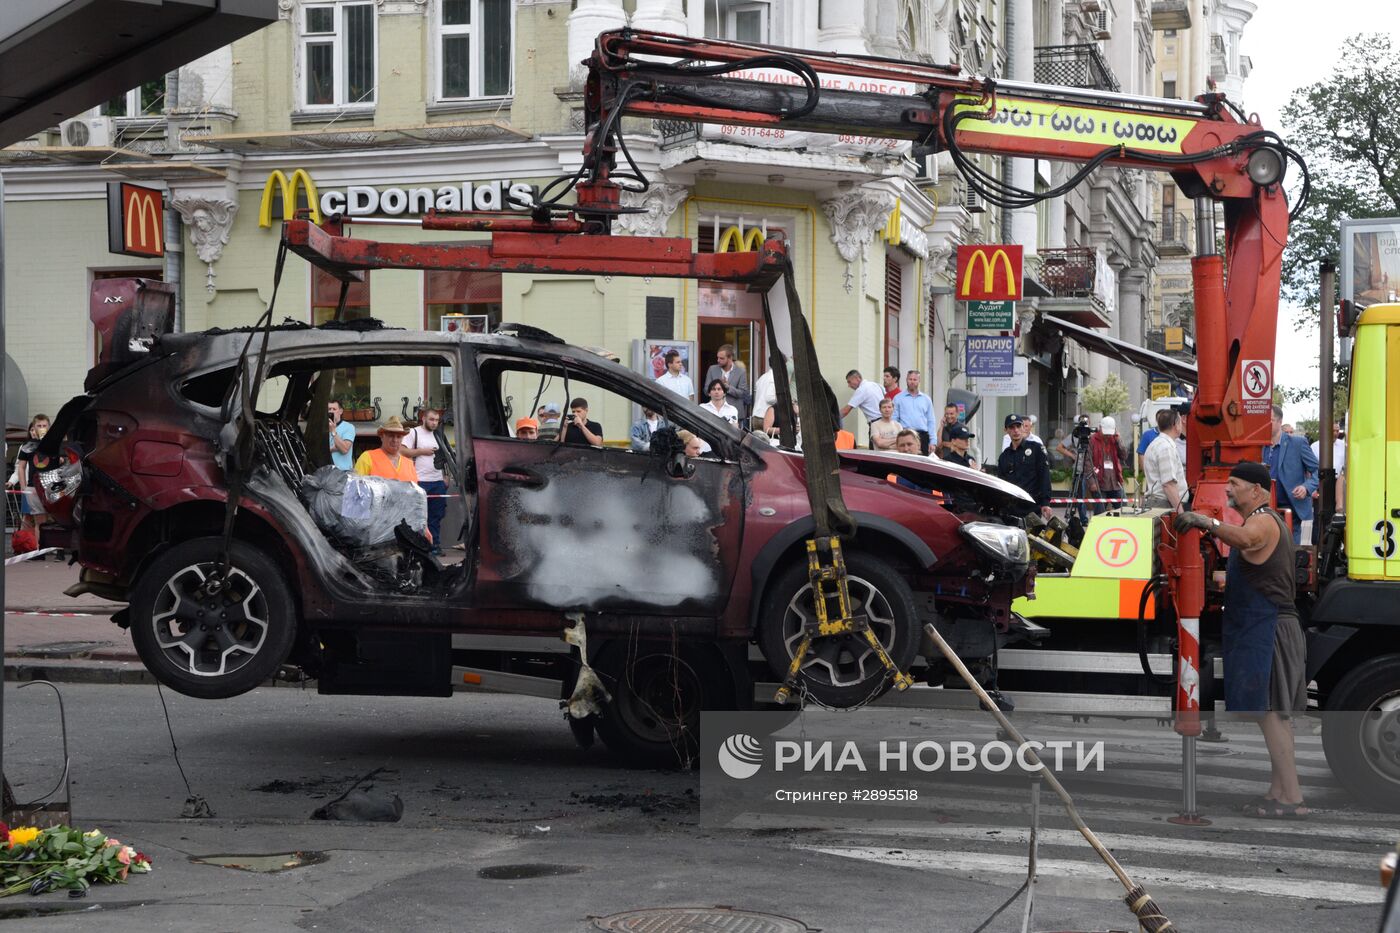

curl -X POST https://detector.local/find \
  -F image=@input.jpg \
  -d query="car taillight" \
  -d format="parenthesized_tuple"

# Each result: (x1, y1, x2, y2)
(36, 449, 83, 522)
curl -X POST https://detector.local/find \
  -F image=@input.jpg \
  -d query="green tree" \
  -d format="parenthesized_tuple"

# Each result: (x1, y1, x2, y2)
(1080, 374, 1129, 417)
(1280, 33, 1400, 313)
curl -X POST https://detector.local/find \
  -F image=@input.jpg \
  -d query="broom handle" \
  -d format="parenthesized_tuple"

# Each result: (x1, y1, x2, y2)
(923, 623, 1135, 890)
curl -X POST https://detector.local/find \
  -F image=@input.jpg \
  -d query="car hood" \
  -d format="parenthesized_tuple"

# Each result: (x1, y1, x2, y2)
(836, 449, 1034, 508)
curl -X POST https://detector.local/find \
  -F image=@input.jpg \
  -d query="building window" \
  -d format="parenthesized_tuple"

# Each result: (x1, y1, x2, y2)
(100, 79, 165, 118)
(425, 270, 501, 410)
(706, 0, 769, 42)
(1164, 28, 1177, 38)
(312, 269, 373, 400)
(884, 253, 902, 371)
(1162, 79, 1176, 99)
(437, 0, 513, 100)
(301, 2, 376, 108)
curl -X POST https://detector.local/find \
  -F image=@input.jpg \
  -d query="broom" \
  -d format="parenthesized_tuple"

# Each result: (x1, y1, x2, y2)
(923, 623, 1176, 932)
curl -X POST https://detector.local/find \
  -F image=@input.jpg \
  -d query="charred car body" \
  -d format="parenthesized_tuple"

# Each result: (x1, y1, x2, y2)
(38, 278, 1033, 762)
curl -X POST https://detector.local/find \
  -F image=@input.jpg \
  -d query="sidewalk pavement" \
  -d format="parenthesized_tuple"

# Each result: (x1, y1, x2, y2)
(4, 556, 147, 683)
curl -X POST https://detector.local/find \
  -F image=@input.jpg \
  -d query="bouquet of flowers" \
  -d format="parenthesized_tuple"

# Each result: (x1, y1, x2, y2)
(1, 823, 152, 897)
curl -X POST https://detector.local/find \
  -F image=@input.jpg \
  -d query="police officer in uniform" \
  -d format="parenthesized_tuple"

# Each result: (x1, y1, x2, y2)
(997, 413, 1052, 518)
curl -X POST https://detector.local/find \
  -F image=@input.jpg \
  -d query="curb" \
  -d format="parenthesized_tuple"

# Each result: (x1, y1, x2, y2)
(3, 658, 314, 690)
(5, 657, 156, 685)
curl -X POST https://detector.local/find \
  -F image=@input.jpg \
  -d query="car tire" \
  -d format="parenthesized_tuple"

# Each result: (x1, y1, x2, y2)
(129, 536, 297, 699)
(593, 641, 734, 769)
(757, 550, 920, 709)
(1322, 654, 1400, 812)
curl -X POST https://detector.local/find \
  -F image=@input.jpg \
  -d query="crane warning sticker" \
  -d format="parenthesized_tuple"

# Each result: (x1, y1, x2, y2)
(1240, 359, 1272, 414)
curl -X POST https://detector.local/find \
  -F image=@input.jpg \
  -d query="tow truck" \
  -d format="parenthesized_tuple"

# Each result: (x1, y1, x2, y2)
(46, 30, 1400, 804)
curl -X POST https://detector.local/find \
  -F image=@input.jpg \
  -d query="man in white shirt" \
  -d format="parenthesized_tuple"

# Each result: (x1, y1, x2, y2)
(750, 353, 792, 432)
(402, 408, 448, 554)
(1310, 422, 1346, 512)
(1143, 408, 1186, 510)
(655, 350, 693, 400)
(840, 369, 885, 447)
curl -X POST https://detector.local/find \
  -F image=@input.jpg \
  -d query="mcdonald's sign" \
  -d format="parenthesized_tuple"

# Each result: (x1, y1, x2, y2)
(716, 225, 766, 252)
(259, 169, 323, 228)
(106, 182, 164, 258)
(956, 244, 1022, 301)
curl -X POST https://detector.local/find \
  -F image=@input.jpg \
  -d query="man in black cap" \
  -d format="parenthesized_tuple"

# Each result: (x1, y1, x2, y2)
(1176, 460, 1308, 818)
(997, 413, 1051, 517)
(939, 423, 980, 471)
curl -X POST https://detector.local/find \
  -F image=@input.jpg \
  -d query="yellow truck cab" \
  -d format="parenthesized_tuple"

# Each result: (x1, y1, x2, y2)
(1308, 302, 1400, 805)
(1342, 303, 1400, 580)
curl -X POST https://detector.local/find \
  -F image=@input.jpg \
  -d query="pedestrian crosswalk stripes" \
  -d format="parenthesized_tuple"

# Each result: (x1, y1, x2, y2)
(798, 846, 1389, 905)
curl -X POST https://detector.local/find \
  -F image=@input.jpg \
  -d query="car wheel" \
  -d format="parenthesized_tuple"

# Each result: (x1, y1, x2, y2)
(1322, 654, 1400, 812)
(757, 551, 920, 709)
(129, 537, 297, 699)
(593, 641, 733, 769)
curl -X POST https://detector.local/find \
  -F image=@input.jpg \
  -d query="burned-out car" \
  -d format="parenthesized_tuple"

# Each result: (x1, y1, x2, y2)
(38, 278, 1033, 762)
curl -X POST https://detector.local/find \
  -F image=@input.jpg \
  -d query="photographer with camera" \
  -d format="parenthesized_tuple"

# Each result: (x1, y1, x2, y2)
(1089, 417, 1126, 514)
(1057, 415, 1096, 523)
(561, 397, 604, 448)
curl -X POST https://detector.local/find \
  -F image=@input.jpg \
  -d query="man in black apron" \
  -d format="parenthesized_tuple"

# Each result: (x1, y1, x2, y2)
(1176, 461, 1308, 818)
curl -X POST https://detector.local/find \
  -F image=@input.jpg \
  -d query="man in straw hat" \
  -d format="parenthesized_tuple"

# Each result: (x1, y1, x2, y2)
(354, 416, 419, 483)
(1176, 460, 1308, 818)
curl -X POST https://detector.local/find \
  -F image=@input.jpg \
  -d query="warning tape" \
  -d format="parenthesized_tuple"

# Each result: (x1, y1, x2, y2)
(1049, 497, 1129, 505)
(11, 610, 96, 618)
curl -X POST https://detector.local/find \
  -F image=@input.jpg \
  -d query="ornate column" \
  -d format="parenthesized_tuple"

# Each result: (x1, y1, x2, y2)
(614, 184, 688, 237)
(820, 188, 896, 293)
(568, 0, 627, 85)
(631, 0, 685, 35)
(171, 192, 239, 294)
(816, 0, 865, 54)
(1118, 266, 1149, 405)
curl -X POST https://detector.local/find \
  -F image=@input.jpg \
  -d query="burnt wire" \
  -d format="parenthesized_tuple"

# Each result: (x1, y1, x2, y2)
(155, 682, 213, 817)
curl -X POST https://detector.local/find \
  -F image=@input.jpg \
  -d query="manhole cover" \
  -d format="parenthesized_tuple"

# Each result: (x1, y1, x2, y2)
(14, 641, 113, 658)
(478, 863, 586, 880)
(190, 851, 328, 873)
(592, 907, 814, 932)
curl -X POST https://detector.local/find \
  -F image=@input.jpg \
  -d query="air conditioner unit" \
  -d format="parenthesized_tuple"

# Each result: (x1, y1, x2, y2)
(1080, 0, 1104, 12)
(913, 153, 939, 185)
(61, 116, 112, 148)
(1092, 9, 1112, 39)
(963, 185, 987, 214)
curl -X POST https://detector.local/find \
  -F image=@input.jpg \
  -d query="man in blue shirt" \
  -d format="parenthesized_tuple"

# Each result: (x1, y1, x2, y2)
(893, 370, 936, 455)
(1262, 404, 1319, 543)
(328, 399, 356, 470)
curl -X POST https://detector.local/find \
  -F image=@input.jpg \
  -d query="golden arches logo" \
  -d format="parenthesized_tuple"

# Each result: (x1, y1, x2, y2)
(124, 186, 163, 255)
(259, 169, 323, 228)
(716, 226, 766, 253)
(960, 248, 1019, 299)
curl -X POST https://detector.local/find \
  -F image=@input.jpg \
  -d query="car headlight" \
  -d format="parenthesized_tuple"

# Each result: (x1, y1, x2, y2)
(959, 522, 1030, 566)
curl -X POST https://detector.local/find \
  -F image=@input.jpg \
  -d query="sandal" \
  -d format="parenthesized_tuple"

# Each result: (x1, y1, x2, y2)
(1248, 800, 1310, 820)
(1240, 795, 1276, 815)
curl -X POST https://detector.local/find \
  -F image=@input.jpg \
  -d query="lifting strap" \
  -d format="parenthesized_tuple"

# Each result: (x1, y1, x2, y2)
(762, 263, 913, 704)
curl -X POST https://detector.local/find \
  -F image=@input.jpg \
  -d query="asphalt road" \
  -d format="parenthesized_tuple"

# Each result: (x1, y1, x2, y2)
(1, 682, 1393, 933)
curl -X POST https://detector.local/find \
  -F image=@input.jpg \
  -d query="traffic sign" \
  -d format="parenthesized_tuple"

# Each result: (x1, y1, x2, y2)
(1150, 382, 1172, 400)
(967, 300, 1015, 330)
(965, 335, 1016, 377)
(956, 245, 1023, 301)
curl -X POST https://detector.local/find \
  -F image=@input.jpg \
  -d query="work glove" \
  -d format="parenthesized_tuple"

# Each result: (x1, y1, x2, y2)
(1174, 511, 1212, 533)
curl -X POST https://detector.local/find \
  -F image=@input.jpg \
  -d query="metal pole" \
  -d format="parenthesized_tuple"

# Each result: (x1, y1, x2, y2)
(1318, 261, 1336, 525)
(1168, 732, 1210, 825)
(1, 168, 8, 809)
